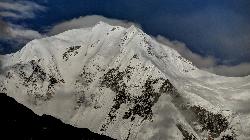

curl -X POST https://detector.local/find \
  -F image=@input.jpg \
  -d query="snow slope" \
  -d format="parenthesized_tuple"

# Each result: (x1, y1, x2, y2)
(0, 22, 249, 140)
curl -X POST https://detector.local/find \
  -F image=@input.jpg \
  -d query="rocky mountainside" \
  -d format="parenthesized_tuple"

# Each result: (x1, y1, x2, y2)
(0, 22, 249, 140)
(0, 93, 113, 140)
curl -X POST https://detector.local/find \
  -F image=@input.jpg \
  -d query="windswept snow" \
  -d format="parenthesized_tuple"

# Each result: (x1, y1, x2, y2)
(0, 22, 249, 140)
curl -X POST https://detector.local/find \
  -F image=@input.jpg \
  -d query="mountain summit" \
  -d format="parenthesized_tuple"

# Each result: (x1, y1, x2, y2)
(0, 22, 249, 140)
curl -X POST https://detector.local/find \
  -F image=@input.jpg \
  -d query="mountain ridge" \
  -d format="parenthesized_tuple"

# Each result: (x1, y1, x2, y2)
(0, 22, 249, 140)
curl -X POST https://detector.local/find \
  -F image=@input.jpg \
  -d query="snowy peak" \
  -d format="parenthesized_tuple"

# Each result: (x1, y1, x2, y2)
(0, 22, 249, 140)
(6, 21, 197, 81)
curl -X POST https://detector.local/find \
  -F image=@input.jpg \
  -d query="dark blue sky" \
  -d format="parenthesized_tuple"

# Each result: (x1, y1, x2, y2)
(1, 0, 250, 65)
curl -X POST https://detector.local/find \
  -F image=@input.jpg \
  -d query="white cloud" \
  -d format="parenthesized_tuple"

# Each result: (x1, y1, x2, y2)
(205, 63, 250, 77)
(8, 25, 43, 40)
(49, 15, 141, 35)
(156, 35, 250, 77)
(0, 11, 21, 19)
(154, 7, 250, 64)
(0, 1, 45, 51)
(0, 19, 43, 41)
(156, 35, 217, 68)
(0, 1, 46, 19)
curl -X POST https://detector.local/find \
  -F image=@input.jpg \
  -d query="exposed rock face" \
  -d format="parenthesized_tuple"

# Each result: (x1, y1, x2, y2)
(0, 22, 249, 140)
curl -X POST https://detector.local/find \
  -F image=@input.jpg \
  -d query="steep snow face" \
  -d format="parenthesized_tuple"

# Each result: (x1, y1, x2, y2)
(0, 22, 249, 140)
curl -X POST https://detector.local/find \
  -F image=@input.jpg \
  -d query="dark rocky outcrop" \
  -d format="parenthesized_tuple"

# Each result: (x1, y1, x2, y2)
(100, 66, 177, 132)
(63, 45, 81, 61)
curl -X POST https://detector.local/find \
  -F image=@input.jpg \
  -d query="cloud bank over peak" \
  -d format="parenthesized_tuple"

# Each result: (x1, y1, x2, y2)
(48, 15, 250, 77)
(155, 35, 250, 77)
(1, 13, 249, 77)
(156, 35, 217, 68)
(48, 15, 141, 35)
(205, 63, 250, 77)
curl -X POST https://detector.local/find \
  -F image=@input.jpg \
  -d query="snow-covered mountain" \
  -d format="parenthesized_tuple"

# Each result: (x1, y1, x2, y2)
(0, 22, 249, 140)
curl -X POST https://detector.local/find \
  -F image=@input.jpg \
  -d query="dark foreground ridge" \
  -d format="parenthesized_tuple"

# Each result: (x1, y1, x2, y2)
(0, 93, 114, 140)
